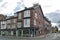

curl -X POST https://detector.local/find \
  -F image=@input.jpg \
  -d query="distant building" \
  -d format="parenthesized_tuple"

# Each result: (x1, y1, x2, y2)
(43, 16, 51, 34)
(51, 26, 58, 33)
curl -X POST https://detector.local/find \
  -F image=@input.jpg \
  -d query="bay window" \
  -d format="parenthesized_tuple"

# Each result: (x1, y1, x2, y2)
(1, 21, 6, 29)
(17, 22, 21, 28)
(24, 10, 30, 17)
(24, 19, 30, 27)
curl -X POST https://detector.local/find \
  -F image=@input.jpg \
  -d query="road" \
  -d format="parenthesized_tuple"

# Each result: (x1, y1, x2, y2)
(42, 33, 60, 40)
(0, 33, 60, 40)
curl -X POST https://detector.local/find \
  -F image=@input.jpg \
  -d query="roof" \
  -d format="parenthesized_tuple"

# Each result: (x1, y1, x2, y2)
(43, 16, 51, 23)
(14, 3, 43, 13)
(6, 16, 17, 20)
(14, 7, 34, 14)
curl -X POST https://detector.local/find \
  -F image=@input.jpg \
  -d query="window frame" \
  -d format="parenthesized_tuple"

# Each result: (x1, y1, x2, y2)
(14, 19, 16, 23)
(17, 22, 21, 28)
(7, 24, 10, 29)
(24, 10, 30, 17)
(18, 13, 21, 19)
(24, 19, 30, 27)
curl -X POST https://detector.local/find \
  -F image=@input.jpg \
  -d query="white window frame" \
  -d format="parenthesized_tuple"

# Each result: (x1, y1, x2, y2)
(17, 22, 21, 28)
(1, 21, 6, 29)
(24, 19, 30, 27)
(24, 10, 30, 17)
(1, 24, 5, 29)
(14, 19, 16, 23)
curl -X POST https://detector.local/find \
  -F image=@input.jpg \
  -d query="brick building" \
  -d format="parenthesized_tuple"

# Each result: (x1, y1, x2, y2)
(6, 16, 17, 36)
(0, 3, 51, 37)
(13, 3, 45, 36)
(0, 14, 6, 28)
(0, 14, 6, 35)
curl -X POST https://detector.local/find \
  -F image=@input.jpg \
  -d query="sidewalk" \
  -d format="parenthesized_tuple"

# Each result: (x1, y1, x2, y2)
(0, 33, 52, 39)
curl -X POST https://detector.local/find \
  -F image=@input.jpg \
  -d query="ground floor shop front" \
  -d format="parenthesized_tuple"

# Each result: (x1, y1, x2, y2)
(1, 27, 40, 37)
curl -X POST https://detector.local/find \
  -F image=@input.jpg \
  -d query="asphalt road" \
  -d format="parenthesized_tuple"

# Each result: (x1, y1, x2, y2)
(43, 33, 60, 40)
(0, 33, 60, 40)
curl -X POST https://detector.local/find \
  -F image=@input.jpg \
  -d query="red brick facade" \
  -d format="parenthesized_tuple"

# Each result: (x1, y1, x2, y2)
(0, 3, 51, 36)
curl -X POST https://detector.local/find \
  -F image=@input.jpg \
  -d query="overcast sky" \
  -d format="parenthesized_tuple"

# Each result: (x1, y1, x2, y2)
(0, 0, 60, 16)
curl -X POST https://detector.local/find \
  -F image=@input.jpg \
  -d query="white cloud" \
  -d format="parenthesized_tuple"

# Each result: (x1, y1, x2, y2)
(39, 0, 60, 14)
(0, 0, 21, 15)
(51, 23, 57, 27)
(22, 0, 60, 14)
(0, 0, 60, 15)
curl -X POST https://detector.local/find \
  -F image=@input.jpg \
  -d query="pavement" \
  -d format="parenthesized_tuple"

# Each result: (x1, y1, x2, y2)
(0, 33, 60, 40)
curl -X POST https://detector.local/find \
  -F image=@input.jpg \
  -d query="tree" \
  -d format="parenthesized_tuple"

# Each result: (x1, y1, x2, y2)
(55, 26, 58, 32)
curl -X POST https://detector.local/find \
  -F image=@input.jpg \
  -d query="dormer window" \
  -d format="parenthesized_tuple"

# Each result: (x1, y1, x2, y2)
(24, 10, 30, 17)
(17, 22, 21, 28)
